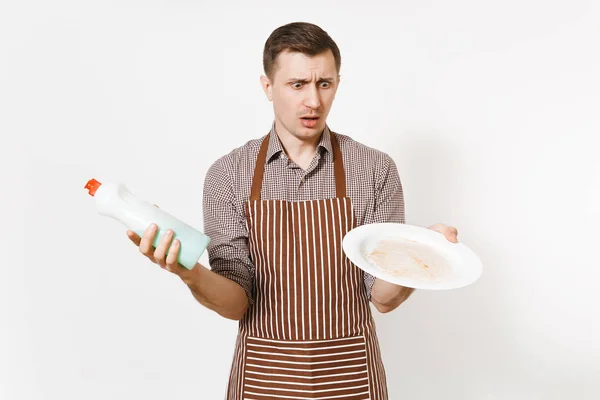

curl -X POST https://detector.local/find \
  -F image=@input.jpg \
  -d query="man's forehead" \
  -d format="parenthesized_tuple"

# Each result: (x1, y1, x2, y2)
(277, 49, 335, 64)
(274, 50, 337, 77)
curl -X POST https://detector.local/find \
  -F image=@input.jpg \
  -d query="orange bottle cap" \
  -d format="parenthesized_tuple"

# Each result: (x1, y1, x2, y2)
(85, 178, 102, 196)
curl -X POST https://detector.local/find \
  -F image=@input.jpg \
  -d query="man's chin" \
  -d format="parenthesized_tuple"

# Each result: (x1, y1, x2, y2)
(296, 123, 325, 136)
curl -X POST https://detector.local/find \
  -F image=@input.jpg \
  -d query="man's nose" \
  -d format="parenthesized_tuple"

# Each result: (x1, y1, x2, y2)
(304, 85, 321, 109)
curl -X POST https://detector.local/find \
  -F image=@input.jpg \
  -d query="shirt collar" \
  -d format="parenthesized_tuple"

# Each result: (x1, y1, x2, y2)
(266, 122, 333, 163)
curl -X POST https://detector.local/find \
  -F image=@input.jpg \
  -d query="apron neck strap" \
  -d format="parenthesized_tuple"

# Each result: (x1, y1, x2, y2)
(250, 131, 347, 201)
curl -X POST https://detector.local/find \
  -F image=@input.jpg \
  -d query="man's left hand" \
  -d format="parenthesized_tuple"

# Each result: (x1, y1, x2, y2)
(428, 223, 459, 243)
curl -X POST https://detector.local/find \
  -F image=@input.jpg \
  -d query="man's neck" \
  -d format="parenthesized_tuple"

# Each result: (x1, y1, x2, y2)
(275, 123, 323, 170)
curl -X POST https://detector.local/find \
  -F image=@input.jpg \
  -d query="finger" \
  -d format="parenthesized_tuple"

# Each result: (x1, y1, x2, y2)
(445, 227, 459, 243)
(447, 233, 459, 243)
(165, 239, 180, 271)
(450, 227, 459, 239)
(139, 223, 158, 257)
(153, 229, 174, 268)
(126, 230, 141, 246)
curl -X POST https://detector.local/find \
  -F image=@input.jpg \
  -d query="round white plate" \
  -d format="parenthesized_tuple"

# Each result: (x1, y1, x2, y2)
(342, 223, 483, 290)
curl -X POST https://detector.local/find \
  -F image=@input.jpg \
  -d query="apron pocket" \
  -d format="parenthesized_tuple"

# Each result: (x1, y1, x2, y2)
(242, 335, 370, 400)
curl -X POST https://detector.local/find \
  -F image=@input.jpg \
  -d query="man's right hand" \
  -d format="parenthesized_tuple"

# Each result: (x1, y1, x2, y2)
(126, 223, 184, 276)
(124, 210, 249, 320)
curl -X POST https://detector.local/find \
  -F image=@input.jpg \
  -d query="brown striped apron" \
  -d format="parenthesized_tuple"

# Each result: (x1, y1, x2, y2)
(226, 133, 388, 399)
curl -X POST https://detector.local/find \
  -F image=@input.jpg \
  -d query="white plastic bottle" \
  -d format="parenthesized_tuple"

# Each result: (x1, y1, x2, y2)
(84, 178, 210, 270)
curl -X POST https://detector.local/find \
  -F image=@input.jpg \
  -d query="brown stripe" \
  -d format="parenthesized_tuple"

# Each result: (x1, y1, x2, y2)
(239, 333, 247, 399)
(300, 201, 309, 339)
(247, 336, 364, 347)
(243, 393, 369, 400)
(272, 199, 281, 339)
(374, 331, 388, 398)
(330, 132, 347, 198)
(262, 200, 269, 337)
(266, 200, 275, 338)
(323, 199, 333, 340)
(367, 331, 381, 399)
(297, 201, 306, 340)
(244, 386, 370, 399)
(342, 199, 353, 336)
(245, 358, 367, 372)
(343, 197, 352, 336)
(247, 202, 255, 337)
(256, 201, 264, 338)
(245, 202, 254, 337)
(328, 199, 340, 339)
(245, 371, 368, 385)
(282, 200, 291, 340)
(252, 201, 261, 338)
(245, 379, 369, 394)
(314, 200, 325, 340)
(247, 343, 366, 356)
(279, 200, 286, 340)
(246, 379, 369, 391)
(249, 134, 269, 201)
(344, 199, 357, 336)
(306, 201, 319, 340)
(260, 200, 268, 338)
(291, 202, 299, 341)
(247, 349, 361, 358)
(334, 198, 346, 336)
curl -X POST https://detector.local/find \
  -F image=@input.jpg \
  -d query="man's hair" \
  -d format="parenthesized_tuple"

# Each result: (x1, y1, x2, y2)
(263, 22, 341, 81)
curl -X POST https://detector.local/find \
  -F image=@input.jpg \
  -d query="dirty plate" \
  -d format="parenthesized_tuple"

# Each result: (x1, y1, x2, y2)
(342, 223, 482, 290)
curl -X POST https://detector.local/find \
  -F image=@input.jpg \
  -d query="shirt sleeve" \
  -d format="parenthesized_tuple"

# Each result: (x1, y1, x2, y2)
(203, 158, 255, 304)
(362, 154, 406, 299)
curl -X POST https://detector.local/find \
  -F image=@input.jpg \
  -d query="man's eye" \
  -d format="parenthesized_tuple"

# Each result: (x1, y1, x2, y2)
(292, 82, 303, 89)
(320, 82, 331, 88)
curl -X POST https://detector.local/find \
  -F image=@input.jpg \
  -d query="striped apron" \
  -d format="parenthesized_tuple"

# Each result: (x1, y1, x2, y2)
(226, 133, 388, 399)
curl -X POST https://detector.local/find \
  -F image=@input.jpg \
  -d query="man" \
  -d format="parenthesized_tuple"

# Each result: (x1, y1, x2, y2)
(127, 22, 458, 400)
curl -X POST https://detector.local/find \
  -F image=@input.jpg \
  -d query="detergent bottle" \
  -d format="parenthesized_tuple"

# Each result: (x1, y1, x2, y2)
(84, 178, 210, 270)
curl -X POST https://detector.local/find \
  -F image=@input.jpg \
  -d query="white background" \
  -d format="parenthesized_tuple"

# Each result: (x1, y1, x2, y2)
(2, 0, 599, 399)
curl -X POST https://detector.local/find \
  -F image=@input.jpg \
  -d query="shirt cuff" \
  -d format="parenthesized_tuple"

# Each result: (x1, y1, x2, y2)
(363, 272, 376, 300)
(209, 260, 255, 305)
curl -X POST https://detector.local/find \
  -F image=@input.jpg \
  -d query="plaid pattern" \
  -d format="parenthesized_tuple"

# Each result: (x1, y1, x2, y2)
(203, 124, 405, 303)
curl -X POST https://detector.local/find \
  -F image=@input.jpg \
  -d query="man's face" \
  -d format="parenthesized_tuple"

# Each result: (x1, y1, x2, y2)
(261, 49, 340, 141)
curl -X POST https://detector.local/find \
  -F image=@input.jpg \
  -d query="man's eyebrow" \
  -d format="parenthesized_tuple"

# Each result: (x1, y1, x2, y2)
(287, 78, 310, 83)
(287, 77, 335, 83)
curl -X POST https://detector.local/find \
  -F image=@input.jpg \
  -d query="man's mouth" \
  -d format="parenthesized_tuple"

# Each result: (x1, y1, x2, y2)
(300, 116, 320, 128)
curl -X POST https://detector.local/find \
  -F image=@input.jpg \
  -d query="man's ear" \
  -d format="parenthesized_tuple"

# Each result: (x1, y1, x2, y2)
(260, 75, 273, 102)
